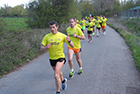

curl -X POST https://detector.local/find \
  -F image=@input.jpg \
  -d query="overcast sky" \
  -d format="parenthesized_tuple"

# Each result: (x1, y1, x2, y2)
(0, 0, 32, 7)
(0, 0, 125, 8)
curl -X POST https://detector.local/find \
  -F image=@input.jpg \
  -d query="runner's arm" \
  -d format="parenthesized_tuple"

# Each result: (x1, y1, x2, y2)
(68, 40, 74, 48)
(76, 35, 85, 40)
(40, 44, 51, 51)
(66, 35, 74, 48)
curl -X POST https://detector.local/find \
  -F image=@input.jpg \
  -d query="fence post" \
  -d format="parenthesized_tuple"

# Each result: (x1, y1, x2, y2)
(132, 9, 134, 22)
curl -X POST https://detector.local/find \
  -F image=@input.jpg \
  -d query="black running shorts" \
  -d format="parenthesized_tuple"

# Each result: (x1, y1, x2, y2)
(87, 31, 92, 34)
(49, 58, 66, 66)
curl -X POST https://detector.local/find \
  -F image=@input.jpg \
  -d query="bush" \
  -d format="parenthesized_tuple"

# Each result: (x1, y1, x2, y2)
(0, 18, 70, 77)
(0, 18, 6, 35)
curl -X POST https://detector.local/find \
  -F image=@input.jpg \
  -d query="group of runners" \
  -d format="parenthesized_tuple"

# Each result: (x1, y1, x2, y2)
(40, 14, 107, 94)
(77, 14, 107, 42)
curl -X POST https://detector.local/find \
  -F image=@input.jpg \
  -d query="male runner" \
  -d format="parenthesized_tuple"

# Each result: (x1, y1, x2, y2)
(101, 16, 107, 35)
(66, 18, 85, 78)
(99, 15, 103, 28)
(91, 16, 96, 35)
(80, 17, 86, 33)
(96, 17, 101, 37)
(86, 18, 95, 42)
(40, 20, 74, 94)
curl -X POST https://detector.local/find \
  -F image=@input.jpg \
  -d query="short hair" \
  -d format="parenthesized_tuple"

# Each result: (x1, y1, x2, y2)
(69, 18, 76, 22)
(48, 20, 58, 26)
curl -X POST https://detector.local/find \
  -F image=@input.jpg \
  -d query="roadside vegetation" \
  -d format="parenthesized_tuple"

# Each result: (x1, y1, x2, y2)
(107, 18, 140, 71)
(0, 17, 69, 78)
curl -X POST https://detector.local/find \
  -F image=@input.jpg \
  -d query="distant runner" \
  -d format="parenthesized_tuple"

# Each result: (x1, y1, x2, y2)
(80, 17, 86, 33)
(96, 17, 101, 37)
(101, 16, 107, 35)
(86, 18, 95, 42)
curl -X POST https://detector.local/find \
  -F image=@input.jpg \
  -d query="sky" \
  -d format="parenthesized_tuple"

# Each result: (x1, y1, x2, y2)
(0, 0, 125, 8)
(0, 0, 32, 7)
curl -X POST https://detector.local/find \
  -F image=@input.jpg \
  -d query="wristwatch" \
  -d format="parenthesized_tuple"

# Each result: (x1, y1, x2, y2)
(68, 40, 71, 43)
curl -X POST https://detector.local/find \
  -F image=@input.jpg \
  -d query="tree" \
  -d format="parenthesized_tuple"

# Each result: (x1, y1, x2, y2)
(26, 0, 81, 28)
(135, 0, 140, 6)
(93, 0, 120, 16)
(12, 4, 26, 17)
(78, 1, 94, 17)
(0, 4, 12, 17)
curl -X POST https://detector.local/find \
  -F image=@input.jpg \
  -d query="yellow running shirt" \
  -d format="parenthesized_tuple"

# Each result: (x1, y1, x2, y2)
(86, 21, 94, 31)
(96, 20, 102, 28)
(80, 20, 86, 26)
(41, 32, 68, 60)
(76, 24, 82, 29)
(66, 26, 84, 49)
(92, 18, 96, 26)
(85, 16, 88, 20)
(99, 17, 103, 22)
(102, 18, 107, 26)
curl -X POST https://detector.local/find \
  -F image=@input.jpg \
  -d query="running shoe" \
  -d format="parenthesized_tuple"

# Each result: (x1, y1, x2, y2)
(88, 40, 91, 43)
(78, 69, 83, 75)
(97, 34, 98, 37)
(69, 70, 75, 78)
(92, 32, 95, 35)
(62, 78, 67, 90)
(56, 92, 60, 94)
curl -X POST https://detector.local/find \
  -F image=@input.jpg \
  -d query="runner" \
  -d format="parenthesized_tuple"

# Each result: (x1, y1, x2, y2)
(80, 17, 86, 33)
(101, 16, 107, 35)
(86, 18, 95, 42)
(40, 20, 74, 94)
(89, 14, 92, 19)
(85, 16, 88, 21)
(66, 18, 85, 78)
(96, 17, 101, 37)
(91, 16, 96, 35)
(99, 15, 103, 28)
(76, 20, 82, 30)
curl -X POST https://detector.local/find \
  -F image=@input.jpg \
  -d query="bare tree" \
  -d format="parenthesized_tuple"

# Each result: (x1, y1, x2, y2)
(93, 0, 118, 15)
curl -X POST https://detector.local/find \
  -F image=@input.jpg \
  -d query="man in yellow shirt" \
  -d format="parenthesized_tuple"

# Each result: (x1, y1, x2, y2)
(40, 20, 74, 94)
(86, 18, 95, 42)
(101, 16, 107, 35)
(99, 15, 103, 27)
(76, 20, 82, 29)
(80, 17, 86, 33)
(96, 17, 102, 37)
(91, 16, 96, 35)
(66, 18, 85, 78)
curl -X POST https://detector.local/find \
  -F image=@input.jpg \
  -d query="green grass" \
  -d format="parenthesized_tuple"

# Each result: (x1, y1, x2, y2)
(121, 18, 140, 36)
(4, 17, 28, 31)
(107, 23, 140, 71)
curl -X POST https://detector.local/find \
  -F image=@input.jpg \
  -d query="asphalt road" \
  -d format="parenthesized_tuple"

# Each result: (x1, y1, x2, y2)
(0, 26, 140, 94)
